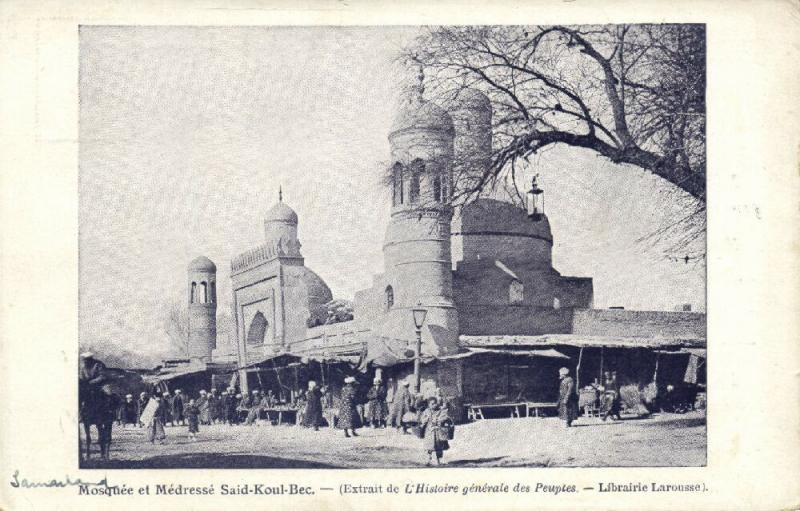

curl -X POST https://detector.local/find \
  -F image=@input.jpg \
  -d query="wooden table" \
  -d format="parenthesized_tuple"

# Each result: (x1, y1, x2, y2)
(263, 408, 298, 425)
(466, 402, 558, 420)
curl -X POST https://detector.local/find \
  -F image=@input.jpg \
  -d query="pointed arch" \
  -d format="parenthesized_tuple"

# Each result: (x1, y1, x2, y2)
(247, 312, 268, 346)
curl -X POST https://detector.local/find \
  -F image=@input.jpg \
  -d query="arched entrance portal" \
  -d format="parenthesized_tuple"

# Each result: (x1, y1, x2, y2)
(246, 312, 268, 345)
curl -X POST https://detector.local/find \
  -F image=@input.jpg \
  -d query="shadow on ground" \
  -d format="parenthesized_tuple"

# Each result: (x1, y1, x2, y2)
(81, 453, 339, 469)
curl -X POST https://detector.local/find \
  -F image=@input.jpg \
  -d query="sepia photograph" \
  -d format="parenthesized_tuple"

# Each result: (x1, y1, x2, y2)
(78, 24, 707, 469)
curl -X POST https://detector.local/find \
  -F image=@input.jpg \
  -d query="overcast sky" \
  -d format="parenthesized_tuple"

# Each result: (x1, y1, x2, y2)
(79, 26, 705, 361)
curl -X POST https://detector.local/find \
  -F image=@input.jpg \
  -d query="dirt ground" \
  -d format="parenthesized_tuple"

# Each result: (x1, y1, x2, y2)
(81, 410, 706, 469)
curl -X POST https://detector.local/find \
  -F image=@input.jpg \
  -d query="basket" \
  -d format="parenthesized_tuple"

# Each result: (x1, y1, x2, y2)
(401, 411, 418, 425)
(412, 425, 424, 439)
(442, 425, 455, 440)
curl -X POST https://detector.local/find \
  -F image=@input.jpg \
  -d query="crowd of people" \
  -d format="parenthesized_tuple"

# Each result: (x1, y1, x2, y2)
(80, 350, 456, 465)
(85, 353, 691, 465)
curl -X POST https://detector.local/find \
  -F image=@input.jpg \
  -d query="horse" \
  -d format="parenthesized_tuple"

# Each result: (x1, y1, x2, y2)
(79, 382, 119, 461)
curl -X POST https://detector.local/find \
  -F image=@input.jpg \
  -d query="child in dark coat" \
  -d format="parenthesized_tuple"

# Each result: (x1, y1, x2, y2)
(186, 399, 200, 440)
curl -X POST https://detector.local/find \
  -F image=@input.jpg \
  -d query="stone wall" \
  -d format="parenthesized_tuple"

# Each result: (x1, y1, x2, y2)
(571, 309, 706, 338)
(453, 262, 593, 309)
(457, 305, 575, 336)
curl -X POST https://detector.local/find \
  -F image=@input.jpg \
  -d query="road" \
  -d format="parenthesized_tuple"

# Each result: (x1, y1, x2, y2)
(81, 410, 706, 469)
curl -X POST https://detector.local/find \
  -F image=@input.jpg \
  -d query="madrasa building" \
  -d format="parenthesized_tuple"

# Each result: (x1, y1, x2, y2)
(171, 81, 705, 420)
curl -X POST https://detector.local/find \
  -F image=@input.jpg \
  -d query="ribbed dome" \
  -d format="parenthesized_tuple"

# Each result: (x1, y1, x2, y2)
(265, 201, 298, 225)
(189, 256, 216, 272)
(390, 99, 454, 135)
(456, 198, 552, 241)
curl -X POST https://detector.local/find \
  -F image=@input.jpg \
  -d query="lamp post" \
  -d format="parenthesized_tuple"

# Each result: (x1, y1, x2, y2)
(411, 307, 428, 394)
(526, 174, 544, 221)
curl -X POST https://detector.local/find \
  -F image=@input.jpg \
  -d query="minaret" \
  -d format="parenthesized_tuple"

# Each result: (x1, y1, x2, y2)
(187, 256, 217, 362)
(382, 66, 459, 352)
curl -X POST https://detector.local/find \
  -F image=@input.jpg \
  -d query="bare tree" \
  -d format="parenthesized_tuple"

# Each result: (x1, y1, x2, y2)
(403, 24, 706, 255)
(164, 301, 189, 357)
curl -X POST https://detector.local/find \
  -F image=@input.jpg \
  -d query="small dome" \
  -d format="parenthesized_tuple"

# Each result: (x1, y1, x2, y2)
(189, 256, 216, 272)
(265, 201, 298, 225)
(449, 88, 491, 109)
(390, 99, 454, 135)
(457, 198, 552, 240)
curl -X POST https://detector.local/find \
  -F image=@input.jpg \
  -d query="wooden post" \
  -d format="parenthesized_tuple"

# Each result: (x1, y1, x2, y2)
(576, 346, 584, 391)
(599, 346, 604, 385)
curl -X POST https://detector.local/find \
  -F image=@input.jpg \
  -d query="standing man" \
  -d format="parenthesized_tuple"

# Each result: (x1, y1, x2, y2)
(302, 381, 323, 431)
(366, 377, 388, 428)
(601, 371, 622, 421)
(136, 392, 149, 427)
(162, 391, 174, 426)
(173, 389, 185, 426)
(146, 395, 167, 444)
(389, 380, 413, 432)
(208, 389, 219, 424)
(558, 367, 579, 427)
(121, 394, 138, 427)
(337, 376, 361, 438)
(197, 390, 210, 425)
(79, 352, 107, 415)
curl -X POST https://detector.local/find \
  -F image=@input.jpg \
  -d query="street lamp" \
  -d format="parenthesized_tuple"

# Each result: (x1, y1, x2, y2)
(411, 307, 427, 393)
(526, 174, 544, 221)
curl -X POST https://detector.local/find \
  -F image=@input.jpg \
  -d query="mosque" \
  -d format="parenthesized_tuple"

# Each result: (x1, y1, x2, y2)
(172, 79, 705, 420)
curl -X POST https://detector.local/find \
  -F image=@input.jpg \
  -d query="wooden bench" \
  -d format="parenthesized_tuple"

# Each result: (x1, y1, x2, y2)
(525, 402, 558, 417)
(466, 402, 558, 420)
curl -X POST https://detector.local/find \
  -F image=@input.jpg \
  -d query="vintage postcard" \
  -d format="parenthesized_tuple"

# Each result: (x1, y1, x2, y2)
(1, 1, 798, 510)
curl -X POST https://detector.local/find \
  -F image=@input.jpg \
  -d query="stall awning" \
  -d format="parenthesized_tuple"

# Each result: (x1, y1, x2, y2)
(239, 352, 302, 370)
(438, 347, 570, 361)
(141, 368, 208, 385)
(358, 342, 570, 370)
(461, 334, 706, 350)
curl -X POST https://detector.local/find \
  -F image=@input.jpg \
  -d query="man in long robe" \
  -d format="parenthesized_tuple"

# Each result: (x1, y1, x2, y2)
(162, 391, 174, 426)
(558, 367, 579, 427)
(121, 394, 138, 427)
(197, 390, 210, 425)
(366, 378, 388, 428)
(337, 377, 360, 437)
(136, 392, 149, 427)
(302, 381, 323, 431)
(389, 380, 413, 432)
(172, 389, 185, 426)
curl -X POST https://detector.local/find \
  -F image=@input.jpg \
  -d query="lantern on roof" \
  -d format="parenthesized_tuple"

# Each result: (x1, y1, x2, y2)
(526, 175, 544, 221)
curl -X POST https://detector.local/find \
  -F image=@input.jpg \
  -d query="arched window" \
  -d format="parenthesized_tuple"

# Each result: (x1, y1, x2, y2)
(247, 312, 268, 345)
(210, 282, 216, 303)
(191, 282, 197, 303)
(201, 282, 208, 304)
(392, 163, 403, 206)
(409, 174, 420, 203)
(394, 163, 406, 204)
(385, 285, 394, 311)
(409, 159, 424, 204)
(509, 280, 524, 304)
(432, 174, 442, 202)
